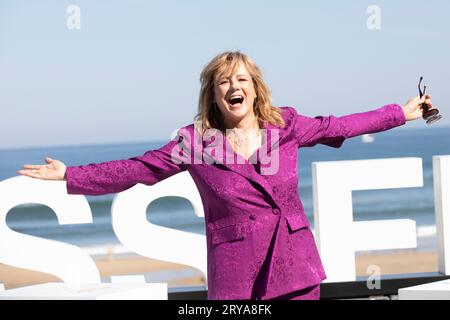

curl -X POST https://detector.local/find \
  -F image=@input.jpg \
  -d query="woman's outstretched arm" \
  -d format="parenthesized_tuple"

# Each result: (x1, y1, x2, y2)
(292, 94, 435, 148)
(17, 128, 192, 195)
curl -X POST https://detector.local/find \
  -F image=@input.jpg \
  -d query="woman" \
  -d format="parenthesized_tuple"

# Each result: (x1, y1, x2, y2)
(17, 51, 434, 300)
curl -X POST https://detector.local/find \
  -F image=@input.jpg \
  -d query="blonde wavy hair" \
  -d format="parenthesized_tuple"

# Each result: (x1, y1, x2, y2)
(195, 51, 285, 133)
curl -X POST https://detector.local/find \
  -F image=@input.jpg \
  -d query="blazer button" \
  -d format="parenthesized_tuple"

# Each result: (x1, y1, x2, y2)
(272, 208, 280, 215)
(249, 214, 257, 220)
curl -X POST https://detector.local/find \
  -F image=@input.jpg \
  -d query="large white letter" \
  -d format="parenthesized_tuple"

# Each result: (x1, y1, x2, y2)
(0, 176, 101, 286)
(433, 155, 450, 275)
(312, 157, 422, 282)
(111, 172, 207, 280)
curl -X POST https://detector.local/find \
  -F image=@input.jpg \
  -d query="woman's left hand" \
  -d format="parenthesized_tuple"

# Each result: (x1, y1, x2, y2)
(402, 94, 437, 121)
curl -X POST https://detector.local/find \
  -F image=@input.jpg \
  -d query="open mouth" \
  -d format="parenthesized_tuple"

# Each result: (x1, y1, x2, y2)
(228, 95, 244, 107)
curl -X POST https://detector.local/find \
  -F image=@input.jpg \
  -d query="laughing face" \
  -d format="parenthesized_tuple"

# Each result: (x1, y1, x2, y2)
(213, 62, 258, 127)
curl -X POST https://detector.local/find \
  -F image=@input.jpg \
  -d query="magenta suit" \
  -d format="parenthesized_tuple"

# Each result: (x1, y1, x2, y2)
(65, 104, 406, 300)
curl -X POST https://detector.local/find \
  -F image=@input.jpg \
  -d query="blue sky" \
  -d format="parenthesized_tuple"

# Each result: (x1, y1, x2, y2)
(1, 0, 449, 149)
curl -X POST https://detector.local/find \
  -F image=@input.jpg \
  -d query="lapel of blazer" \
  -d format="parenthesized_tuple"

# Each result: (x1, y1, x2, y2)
(200, 122, 281, 207)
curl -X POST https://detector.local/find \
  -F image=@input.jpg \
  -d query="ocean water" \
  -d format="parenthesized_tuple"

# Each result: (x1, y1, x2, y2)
(1, 125, 449, 253)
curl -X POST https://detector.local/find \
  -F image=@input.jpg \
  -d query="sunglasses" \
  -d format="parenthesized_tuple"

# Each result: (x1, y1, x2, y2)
(418, 76, 442, 125)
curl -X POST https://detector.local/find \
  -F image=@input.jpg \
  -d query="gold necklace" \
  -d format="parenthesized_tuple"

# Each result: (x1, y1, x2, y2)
(227, 129, 244, 147)
(226, 127, 262, 148)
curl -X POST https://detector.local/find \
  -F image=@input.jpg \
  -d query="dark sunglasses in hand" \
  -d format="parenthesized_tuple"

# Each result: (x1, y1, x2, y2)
(418, 76, 443, 125)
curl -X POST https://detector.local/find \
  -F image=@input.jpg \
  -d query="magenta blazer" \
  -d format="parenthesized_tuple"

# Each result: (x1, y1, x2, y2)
(65, 104, 406, 300)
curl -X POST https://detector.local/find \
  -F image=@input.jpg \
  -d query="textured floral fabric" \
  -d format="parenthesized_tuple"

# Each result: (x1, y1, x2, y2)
(65, 104, 406, 300)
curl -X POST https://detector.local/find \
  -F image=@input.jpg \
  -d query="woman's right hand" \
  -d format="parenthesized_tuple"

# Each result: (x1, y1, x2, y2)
(17, 157, 67, 181)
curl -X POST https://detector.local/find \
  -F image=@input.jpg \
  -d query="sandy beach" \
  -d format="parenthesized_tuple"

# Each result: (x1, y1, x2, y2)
(355, 250, 438, 276)
(0, 249, 438, 291)
(0, 255, 206, 290)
